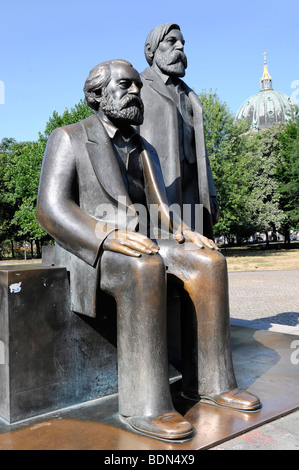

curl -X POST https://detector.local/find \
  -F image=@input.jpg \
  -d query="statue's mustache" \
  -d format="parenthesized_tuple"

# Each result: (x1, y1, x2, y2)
(119, 95, 144, 113)
(168, 50, 187, 67)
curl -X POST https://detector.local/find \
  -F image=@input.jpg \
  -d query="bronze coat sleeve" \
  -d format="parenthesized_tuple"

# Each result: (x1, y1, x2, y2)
(36, 127, 112, 267)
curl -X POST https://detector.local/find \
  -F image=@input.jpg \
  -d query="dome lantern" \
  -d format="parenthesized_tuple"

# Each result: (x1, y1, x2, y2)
(260, 52, 273, 91)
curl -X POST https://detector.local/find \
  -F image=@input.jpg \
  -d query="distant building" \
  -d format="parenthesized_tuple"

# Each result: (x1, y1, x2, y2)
(235, 53, 298, 130)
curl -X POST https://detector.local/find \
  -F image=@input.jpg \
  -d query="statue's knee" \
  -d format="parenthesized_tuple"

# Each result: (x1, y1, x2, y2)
(212, 249, 227, 267)
(100, 251, 165, 294)
(102, 250, 165, 281)
(206, 248, 226, 267)
(132, 252, 165, 279)
(186, 248, 227, 276)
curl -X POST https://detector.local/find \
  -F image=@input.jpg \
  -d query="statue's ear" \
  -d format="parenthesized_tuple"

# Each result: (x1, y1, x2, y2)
(145, 43, 154, 64)
(94, 87, 102, 97)
(92, 88, 102, 103)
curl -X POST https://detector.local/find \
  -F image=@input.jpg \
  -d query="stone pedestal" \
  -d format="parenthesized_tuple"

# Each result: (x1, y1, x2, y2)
(0, 264, 118, 424)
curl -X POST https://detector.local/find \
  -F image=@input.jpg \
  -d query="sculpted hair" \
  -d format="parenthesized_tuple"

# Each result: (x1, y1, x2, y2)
(84, 59, 133, 111)
(144, 23, 181, 66)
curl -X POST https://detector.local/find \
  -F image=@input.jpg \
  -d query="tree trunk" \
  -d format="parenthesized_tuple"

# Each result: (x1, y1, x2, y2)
(35, 239, 42, 259)
(284, 227, 290, 247)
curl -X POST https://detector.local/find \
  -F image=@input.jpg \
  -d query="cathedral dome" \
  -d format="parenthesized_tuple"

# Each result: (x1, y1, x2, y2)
(235, 53, 299, 130)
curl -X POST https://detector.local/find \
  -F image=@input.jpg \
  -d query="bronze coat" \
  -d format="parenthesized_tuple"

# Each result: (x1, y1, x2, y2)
(37, 114, 172, 317)
(139, 67, 216, 238)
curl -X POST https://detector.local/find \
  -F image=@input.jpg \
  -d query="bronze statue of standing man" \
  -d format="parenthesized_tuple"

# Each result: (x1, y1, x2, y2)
(139, 23, 220, 239)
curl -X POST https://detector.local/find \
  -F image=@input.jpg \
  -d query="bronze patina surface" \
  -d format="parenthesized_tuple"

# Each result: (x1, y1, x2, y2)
(34, 59, 260, 441)
(0, 326, 298, 450)
(139, 23, 220, 238)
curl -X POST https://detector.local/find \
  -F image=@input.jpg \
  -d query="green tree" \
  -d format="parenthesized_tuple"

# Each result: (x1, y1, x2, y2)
(199, 90, 288, 244)
(277, 117, 299, 232)
(213, 125, 257, 241)
(39, 99, 93, 145)
(1, 99, 94, 257)
(199, 90, 253, 241)
(244, 125, 286, 241)
(199, 90, 235, 157)
(5, 140, 49, 256)
(0, 138, 21, 256)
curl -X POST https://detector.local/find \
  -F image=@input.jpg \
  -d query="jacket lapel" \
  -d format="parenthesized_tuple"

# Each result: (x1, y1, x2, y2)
(141, 67, 175, 103)
(83, 114, 134, 212)
(83, 114, 171, 228)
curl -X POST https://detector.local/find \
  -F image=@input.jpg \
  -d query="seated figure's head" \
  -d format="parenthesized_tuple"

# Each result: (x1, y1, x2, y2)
(84, 59, 144, 125)
(144, 23, 187, 78)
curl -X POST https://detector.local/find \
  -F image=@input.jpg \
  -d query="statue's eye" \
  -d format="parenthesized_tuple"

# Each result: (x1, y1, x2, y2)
(119, 80, 130, 89)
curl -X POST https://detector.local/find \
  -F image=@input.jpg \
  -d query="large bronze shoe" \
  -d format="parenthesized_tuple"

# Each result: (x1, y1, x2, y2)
(121, 411, 195, 441)
(185, 388, 261, 412)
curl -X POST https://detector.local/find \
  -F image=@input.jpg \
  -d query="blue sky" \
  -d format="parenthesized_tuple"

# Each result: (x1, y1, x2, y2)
(1, 0, 298, 142)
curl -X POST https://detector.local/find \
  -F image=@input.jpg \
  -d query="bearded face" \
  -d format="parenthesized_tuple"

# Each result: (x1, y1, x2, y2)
(98, 89, 144, 126)
(154, 48, 187, 78)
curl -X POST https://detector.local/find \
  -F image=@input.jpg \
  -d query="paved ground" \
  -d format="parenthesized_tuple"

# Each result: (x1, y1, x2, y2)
(210, 269, 299, 450)
(228, 269, 299, 332)
(210, 411, 299, 450)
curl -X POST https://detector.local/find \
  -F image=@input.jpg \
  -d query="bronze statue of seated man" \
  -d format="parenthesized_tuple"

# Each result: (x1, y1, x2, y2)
(36, 59, 260, 442)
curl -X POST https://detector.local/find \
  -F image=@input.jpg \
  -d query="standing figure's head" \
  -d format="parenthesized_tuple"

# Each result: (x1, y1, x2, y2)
(144, 23, 187, 78)
(84, 59, 144, 125)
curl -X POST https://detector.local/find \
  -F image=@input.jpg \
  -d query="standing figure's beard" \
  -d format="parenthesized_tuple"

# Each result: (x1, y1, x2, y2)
(98, 92, 144, 125)
(154, 49, 187, 78)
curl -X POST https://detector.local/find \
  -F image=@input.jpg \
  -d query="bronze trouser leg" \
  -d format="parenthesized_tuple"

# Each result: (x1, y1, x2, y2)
(158, 239, 238, 397)
(99, 250, 174, 418)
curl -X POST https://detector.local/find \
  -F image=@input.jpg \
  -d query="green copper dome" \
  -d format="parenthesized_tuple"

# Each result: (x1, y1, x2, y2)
(235, 53, 299, 130)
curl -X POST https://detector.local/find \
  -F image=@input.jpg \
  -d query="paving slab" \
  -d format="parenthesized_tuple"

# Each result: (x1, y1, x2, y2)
(212, 269, 299, 450)
(228, 269, 299, 329)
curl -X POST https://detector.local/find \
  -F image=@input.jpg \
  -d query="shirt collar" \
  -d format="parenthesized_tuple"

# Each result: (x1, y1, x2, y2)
(96, 110, 138, 142)
(154, 67, 172, 85)
(96, 110, 118, 139)
(154, 68, 185, 95)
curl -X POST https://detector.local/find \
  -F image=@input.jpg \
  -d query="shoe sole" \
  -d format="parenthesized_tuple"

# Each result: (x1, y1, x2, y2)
(199, 397, 262, 413)
(183, 393, 261, 413)
(119, 415, 195, 441)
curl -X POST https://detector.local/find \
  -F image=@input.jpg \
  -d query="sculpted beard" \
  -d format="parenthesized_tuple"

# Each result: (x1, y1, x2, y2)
(155, 49, 187, 77)
(98, 91, 144, 125)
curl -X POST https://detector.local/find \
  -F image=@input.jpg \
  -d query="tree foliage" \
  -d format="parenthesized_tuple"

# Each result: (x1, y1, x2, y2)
(199, 90, 291, 241)
(199, 90, 254, 239)
(276, 117, 299, 229)
(40, 99, 94, 143)
(244, 125, 286, 235)
(0, 100, 94, 254)
(6, 140, 48, 241)
(0, 138, 19, 243)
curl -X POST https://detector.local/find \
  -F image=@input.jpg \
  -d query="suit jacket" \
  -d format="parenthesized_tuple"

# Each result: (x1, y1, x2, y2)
(37, 114, 173, 317)
(139, 67, 217, 238)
